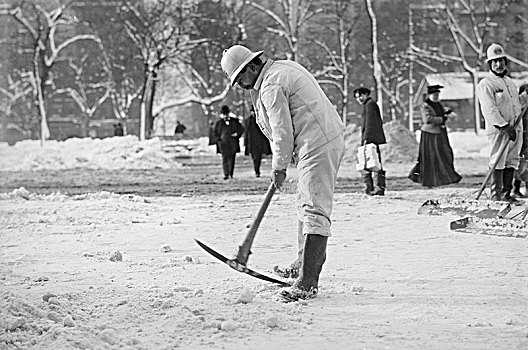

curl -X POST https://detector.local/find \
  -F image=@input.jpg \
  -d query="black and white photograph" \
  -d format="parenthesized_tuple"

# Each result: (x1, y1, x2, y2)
(1, 0, 527, 349)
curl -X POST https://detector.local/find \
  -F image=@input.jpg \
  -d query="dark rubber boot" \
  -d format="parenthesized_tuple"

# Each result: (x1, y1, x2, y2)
(490, 169, 503, 201)
(513, 179, 525, 198)
(280, 234, 327, 302)
(373, 170, 386, 196)
(363, 172, 374, 195)
(502, 168, 519, 204)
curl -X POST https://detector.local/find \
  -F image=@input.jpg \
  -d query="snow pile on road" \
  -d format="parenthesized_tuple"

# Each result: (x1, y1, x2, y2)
(0, 136, 184, 171)
(0, 125, 488, 172)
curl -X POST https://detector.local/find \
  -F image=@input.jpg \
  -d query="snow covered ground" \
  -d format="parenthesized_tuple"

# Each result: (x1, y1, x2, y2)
(1, 130, 527, 350)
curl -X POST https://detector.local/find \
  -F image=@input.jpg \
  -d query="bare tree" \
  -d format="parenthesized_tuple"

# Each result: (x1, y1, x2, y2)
(154, 0, 248, 121)
(118, 0, 207, 140)
(312, 0, 359, 124)
(365, 0, 383, 119)
(153, 64, 230, 118)
(245, 0, 323, 62)
(53, 56, 110, 137)
(1, 0, 100, 145)
(410, 0, 528, 133)
(0, 72, 33, 140)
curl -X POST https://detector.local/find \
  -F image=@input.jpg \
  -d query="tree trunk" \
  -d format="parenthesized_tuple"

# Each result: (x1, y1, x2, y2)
(146, 70, 157, 139)
(366, 0, 383, 120)
(33, 52, 49, 146)
(472, 71, 481, 134)
(81, 114, 91, 138)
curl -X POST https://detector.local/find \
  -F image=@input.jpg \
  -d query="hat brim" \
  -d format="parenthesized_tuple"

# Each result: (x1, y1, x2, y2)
(486, 54, 508, 63)
(229, 50, 264, 86)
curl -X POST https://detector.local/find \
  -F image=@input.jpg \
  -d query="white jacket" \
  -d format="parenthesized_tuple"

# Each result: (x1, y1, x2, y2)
(477, 72, 527, 135)
(250, 59, 345, 170)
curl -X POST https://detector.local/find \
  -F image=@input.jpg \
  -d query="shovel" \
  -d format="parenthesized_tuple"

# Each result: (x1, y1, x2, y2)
(195, 183, 290, 287)
(419, 108, 527, 218)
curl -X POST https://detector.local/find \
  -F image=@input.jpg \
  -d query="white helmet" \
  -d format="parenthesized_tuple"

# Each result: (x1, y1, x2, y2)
(221, 45, 263, 86)
(486, 43, 507, 62)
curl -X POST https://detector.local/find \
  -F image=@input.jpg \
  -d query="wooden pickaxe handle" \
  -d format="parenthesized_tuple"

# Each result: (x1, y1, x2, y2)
(235, 182, 277, 266)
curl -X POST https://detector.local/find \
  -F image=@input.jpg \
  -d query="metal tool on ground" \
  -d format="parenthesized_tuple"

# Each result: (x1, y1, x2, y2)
(420, 107, 528, 237)
(195, 183, 290, 287)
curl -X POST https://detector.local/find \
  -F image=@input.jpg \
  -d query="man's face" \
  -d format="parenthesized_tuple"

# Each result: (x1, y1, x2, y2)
(490, 57, 507, 74)
(234, 64, 258, 90)
(355, 93, 368, 104)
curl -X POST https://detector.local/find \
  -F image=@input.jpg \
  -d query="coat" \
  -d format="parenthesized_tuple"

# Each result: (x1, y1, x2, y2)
(213, 116, 244, 155)
(249, 59, 345, 170)
(244, 114, 272, 157)
(420, 99, 448, 134)
(477, 72, 526, 135)
(361, 97, 386, 145)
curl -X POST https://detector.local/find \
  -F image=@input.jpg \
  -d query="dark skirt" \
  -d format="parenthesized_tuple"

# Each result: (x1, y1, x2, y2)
(409, 130, 462, 188)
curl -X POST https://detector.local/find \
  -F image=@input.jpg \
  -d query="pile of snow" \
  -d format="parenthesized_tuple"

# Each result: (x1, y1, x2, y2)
(0, 126, 488, 172)
(0, 136, 214, 171)
(343, 120, 488, 164)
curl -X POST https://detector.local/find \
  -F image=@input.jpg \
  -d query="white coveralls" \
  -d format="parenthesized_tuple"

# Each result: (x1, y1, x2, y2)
(250, 59, 345, 237)
(477, 72, 528, 169)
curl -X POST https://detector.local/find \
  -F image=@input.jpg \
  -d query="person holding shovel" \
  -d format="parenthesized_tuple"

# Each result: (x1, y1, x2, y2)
(477, 43, 528, 203)
(221, 45, 345, 302)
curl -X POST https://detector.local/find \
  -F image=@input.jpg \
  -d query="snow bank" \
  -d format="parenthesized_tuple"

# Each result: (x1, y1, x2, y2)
(0, 126, 488, 172)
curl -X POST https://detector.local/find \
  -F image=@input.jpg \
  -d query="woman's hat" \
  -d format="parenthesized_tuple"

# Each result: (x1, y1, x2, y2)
(427, 85, 444, 94)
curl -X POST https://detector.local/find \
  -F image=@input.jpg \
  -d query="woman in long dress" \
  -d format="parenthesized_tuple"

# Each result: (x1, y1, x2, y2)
(409, 85, 462, 188)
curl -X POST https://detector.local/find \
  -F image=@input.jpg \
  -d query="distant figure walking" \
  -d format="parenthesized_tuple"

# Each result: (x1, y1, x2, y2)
(353, 87, 387, 195)
(113, 122, 124, 136)
(409, 84, 461, 188)
(174, 120, 186, 140)
(213, 105, 244, 180)
(244, 107, 271, 177)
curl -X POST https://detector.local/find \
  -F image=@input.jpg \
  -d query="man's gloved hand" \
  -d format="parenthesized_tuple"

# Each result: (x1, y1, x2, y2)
(498, 124, 517, 142)
(271, 169, 287, 190)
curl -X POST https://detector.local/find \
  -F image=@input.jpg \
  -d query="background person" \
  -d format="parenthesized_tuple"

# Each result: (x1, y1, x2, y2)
(353, 87, 387, 196)
(213, 105, 244, 180)
(174, 120, 186, 140)
(477, 43, 528, 202)
(113, 122, 124, 136)
(244, 107, 272, 177)
(221, 45, 345, 302)
(513, 83, 528, 197)
(409, 85, 461, 188)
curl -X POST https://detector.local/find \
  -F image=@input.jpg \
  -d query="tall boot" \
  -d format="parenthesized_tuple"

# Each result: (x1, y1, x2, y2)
(373, 170, 386, 196)
(273, 221, 304, 279)
(280, 234, 328, 302)
(490, 169, 503, 201)
(363, 172, 375, 195)
(513, 179, 525, 198)
(502, 168, 518, 203)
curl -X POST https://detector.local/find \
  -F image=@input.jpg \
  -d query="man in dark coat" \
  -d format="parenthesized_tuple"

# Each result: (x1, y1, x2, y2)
(213, 105, 244, 180)
(244, 107, 272, 177)
(354, 87, 387, 195)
